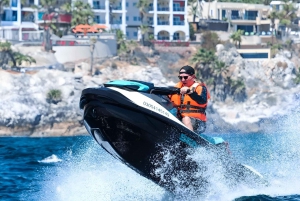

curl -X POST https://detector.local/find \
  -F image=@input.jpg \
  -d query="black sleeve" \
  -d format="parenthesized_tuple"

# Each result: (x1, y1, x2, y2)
(189, 86, 207, 104)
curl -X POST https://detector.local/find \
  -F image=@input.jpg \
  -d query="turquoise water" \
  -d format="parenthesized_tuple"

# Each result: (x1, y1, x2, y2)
(1, 130, 300, 200)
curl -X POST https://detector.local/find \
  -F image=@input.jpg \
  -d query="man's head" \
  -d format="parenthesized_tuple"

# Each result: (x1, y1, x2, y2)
(178, 65, 195, 86)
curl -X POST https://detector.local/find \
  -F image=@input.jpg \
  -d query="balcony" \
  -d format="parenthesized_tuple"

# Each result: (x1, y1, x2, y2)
(158, 20, 169, 25)
(157, 6, 169, 11)
(93, 5, 105, 9)
(173, 21, 184, 25)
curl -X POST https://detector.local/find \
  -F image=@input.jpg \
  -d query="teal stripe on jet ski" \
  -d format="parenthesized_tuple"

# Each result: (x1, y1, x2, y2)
(179, 134, 198, 148)
(105, 80, 150, 91)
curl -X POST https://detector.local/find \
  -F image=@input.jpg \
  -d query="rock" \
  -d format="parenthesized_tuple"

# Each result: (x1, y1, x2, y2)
(74, 62, 90, 76)
(216, 44, 224, 53)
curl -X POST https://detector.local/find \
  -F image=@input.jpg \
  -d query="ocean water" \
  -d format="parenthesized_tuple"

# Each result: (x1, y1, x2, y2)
(1, 114, 300, 201)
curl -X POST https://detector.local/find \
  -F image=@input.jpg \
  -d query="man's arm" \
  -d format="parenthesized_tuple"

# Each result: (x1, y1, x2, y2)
(189, 86, 207, 104)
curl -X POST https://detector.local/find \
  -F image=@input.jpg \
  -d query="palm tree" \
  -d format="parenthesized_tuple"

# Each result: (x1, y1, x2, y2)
(213, 60, 228, 78)
(0, 41, 36, 67)
(139, 24, 149, 45)
(32, 0, 61, 52)
(136, 0, 150, 24)
(13, 52, 36, 66)
(64, 1, 94, 26)
(230, 29, 244, 48)
(188, 0, 200, 22)
(268, 11, 278, 43)
(109, 0, 118, 26)
(126, 40, 138, 56)
(89, 37, 97, 76)
(190, 48, 216, 79)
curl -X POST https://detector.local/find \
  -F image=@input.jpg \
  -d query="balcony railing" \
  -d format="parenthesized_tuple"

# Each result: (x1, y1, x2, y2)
(94, 19, 106, 24)
(244, 16, 257, 20)
(111, 20, 122, 24)
(231, 16, 242, 20)
(157, 36, 170, 40)
(173, 21, 184, 25)
(93, 5, 105, 9)
(157, 6, 169, 11)
(158, 20, 169, 25)
(111, 5, 122, 10)
(173, 36, 187, 41)
(173, 7, 184, 11)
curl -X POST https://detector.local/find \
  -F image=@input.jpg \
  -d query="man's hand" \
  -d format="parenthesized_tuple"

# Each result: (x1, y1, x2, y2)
(180, 87, 190, 94)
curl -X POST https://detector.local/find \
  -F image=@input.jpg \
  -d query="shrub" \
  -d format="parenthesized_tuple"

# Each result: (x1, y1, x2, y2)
(201, 31, 220, 51)
(46, 89, 62, 104)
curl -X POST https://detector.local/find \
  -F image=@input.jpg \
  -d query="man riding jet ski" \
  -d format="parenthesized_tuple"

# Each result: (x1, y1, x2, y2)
(79, 72, 267, 194)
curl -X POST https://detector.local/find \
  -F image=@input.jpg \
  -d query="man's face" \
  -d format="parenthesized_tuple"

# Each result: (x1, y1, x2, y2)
(178, 71, 194, 86)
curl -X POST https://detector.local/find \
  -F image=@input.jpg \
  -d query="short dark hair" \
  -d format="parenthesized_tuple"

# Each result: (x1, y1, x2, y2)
(179, 65, 195, 75)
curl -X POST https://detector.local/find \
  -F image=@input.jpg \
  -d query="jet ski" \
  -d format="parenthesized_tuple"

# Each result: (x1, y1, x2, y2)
(79, 80, 267, 194)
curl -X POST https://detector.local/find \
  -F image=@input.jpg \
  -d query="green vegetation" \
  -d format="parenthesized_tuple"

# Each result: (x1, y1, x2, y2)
(0, 41, 36, 68)
(46, 89, 62, 104)
(136, 0, 151, 45)
(189, 23, 195, 41)
(230, 30, 244, 48)
(188, 0, 200, 22)
(191, 47, 246, 102)
(61, 1, 94, 26)
(201, 31, 220, 51)
(294, 70, 300, 85)
(115, 29, 139, 63)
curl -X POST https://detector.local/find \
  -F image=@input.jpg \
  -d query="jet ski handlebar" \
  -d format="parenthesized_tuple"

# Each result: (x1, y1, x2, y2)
(149, 87, 185, 95)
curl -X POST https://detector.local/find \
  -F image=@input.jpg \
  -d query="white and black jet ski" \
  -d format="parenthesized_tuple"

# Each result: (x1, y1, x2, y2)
(79, 80, 267, 193)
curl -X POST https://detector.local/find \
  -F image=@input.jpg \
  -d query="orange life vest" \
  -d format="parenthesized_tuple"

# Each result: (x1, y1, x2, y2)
(169, 82, 210, 121)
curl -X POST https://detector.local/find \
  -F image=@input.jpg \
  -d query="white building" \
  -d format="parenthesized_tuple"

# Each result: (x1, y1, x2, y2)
(91, 0, 189, 41)
(0, 0, 71, 41)
(1, 0, 189, 42)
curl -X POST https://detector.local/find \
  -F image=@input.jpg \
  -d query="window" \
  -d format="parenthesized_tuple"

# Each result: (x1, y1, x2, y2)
(11, 0, 17, 7)
(240, 53, 268, 59)
(12, 11, 18, 21)
(126, 16, 129, 21)
(126, 2, 128, 7)
(173, 3, 181, 11)
(133, 32, 137, 37)
(133, 2, 137, 6)
(134, 16, 138, 21)
(126, 32, 129, 36)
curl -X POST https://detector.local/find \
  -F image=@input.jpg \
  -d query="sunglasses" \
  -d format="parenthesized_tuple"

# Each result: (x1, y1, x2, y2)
(178, 76, 189, 80)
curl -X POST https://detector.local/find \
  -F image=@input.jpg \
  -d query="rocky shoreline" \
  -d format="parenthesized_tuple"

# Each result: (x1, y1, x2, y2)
(1, 44, 300, 137)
